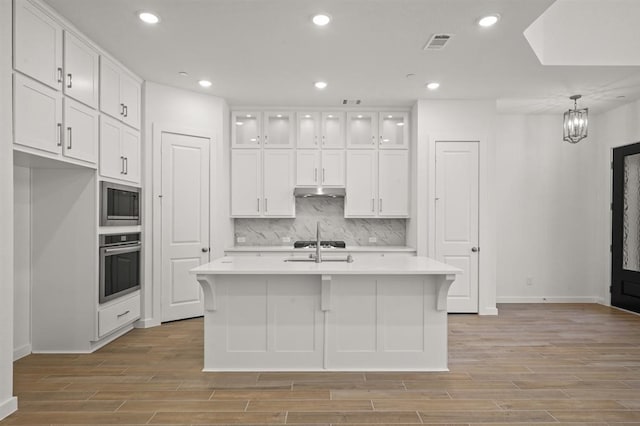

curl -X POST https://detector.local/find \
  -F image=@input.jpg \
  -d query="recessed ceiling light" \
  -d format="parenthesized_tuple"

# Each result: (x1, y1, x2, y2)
(478, 14, 500, 27)
(357, 115, 363, 119)
(387, 115, 393, 118)
(235, 121, 244, 126)
(327, 114, 333, 118)
(426, 82, 440, 90)
(198, 80, 212, 88)
(246, 114, 252, 118)
(312, 14, 331, 26)
(396, 122, 405, 126)
(304, 114, 311, 118)
(314, 81, 328, 89)
(138, 12, 160, 24)
(276, 114, 283, 118)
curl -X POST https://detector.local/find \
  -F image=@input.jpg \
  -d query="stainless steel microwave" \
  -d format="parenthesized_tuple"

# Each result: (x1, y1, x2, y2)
(100, 182, 141, 226)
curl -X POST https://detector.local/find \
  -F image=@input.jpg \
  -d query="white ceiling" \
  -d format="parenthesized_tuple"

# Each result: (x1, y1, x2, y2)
(43, 0, 640, 113)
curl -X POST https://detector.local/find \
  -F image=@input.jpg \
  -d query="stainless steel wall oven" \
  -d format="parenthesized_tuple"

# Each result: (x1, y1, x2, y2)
(99, 233, 141, 303)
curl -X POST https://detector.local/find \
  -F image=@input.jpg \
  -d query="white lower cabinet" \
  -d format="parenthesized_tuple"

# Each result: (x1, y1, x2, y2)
(346, 150, 409, 218)
(232, 149, 295, 217)
(99, 115, 141, 184)
(98, 293, 141, 338)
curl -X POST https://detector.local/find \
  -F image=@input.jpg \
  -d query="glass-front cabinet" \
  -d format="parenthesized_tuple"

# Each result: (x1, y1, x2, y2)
(264, 111, 293, 148)
(379, 112, 408, 149)
(232, 111, 261, 148)
(346, 112, 378, 149)
(321, 112, 344, 148)
(297, 112, 319, 149)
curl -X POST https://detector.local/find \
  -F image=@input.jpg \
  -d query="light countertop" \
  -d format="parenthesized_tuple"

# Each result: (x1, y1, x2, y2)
(191, 255, 460, 276)
(225, 245, 416, 253)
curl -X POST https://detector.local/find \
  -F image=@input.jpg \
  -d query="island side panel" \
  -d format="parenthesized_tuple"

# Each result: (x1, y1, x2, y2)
(203, 275, 324, 371)
(326, 275, 448, 371)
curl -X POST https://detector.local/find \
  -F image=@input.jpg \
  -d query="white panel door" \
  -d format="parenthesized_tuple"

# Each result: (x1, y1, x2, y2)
(161, 131, 210, 322)
(121, 127, 141, 184)
(378, 150, 409, 217)
(99, 56, 122, 120)
(231, 150, 261, 216)
(296, 150, 320, 186)
(120, 73, 141, 129)
(345, 150, 377, 217)
(63, 98, 98, 164)
(263, 150, 295, 217)
(14, 0, 63, 90)
(13, 74, 62, 155)
(63, 31, 99, 108)
(321, 150, 345, 186)
(435, 141, 479, 313)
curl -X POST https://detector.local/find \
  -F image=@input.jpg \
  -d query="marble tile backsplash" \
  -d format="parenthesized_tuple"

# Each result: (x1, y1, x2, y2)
(234, 198, 406, 246)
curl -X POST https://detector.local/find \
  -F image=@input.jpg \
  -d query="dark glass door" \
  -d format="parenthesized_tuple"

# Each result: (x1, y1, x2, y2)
(611, 141, 640, 313)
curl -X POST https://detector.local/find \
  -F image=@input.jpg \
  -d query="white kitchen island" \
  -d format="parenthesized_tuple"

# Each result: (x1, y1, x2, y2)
(191, 256, 460, 371)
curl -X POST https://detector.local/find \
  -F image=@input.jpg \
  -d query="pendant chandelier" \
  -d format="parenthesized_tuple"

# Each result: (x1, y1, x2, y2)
(563, 94, 588, 144)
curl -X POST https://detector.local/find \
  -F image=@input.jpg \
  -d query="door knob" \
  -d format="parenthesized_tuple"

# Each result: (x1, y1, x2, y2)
(201, 248, 209, 253)
(471, 247, 479, 252)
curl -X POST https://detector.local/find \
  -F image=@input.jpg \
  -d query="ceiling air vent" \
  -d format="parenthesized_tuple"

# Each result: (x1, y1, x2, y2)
(342, 99, 362, 105)
(423, 33, 454, 50)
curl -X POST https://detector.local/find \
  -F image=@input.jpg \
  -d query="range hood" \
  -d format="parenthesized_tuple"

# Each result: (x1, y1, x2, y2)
(294, 187, 346, 198)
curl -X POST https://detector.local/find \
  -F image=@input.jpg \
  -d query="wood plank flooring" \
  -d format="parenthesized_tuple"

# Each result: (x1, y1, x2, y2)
(3, 303, 640, 425)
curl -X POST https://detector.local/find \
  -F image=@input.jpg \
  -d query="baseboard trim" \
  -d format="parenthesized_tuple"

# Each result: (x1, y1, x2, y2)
(13, 344, 31, 361)
(497, 296, 600, 303)
(0, 397, 18, 421)
(479, 306, 499, 316)
(134, 317, 161, 328)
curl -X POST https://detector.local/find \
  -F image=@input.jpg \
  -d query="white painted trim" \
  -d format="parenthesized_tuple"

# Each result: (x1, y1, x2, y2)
(13, 344, 31, 361)
(479, 306, 498, 316)
(152, 124, 216, 324)
(0, 397, 18, 421)
(497, 297, 601, 303)
(134, 318, 161, 328)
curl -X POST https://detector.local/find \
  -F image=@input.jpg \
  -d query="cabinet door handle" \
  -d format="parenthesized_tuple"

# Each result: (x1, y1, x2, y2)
(66, 127, 72, 149)
(322, 168, 325, 183)
(120, 103, 125, 116)
(66, 73, 72, 88)
(57, 67, 63, 83)
(371, 198, 375, 212)
(123, 105, 128, 117)
(379, 198, 382, 213)
(117, 310, 130, 318)
(314, 168, 318, 182)
(265, 198, 268, 212)
(257, 198, 260, 212)
(57, 123, 62, 146)
(120, 156, 125, 174)
(124, 157, 128, 175)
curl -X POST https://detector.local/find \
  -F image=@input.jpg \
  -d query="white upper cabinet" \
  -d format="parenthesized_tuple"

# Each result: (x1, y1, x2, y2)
(345, 150, 377, 217)
(297, 112, 320, 149)
(13, 74, 62, 155)
(14, 0, 63, 90)
(263, 150, 295, 216)
(231, 150, 262, 216)
(378, 150, 409, 217)
(63, 31, 99, 108)
(346, 112, 378, 149)
(320, 150, 345, 186)
(321, 112, 345, 148)
(296, 150, 320, 186)
(379, 112, 409, 149)
(99, 115, 141, 183)
(232, 111, 262, 148)
(63, 98, 98, 164)
(264, 112, 294, 148)
(99, 56, 141, 129)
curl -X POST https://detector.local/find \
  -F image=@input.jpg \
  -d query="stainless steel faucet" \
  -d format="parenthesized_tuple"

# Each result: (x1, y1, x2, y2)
(315, 221, 322, 263)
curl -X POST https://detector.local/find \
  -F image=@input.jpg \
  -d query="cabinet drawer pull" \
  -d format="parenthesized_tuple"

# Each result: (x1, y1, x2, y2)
(265, 198, 268, 212)
(123, 105, 128, 118)
(57, 67, 63, 84)
(67, 127, 72, 150)
(120, 156, 125, 174)
(322, 168, 325, 183)
(57, 123, 62, 146)
(371, 198, 375, 212)
(117, 310, 130, 318)
(66, 73, 72, 89)
(257, 198, 260, 212)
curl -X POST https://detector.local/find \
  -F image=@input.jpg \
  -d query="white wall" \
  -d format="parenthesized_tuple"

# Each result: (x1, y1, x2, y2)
(0, 0, 18, 418)
(495, 114, 601, 302)
(592, 100, 640, 304)
(13, 167, 31, 359)
(414, 100, 498, 315)
(141, 82, 230, 327)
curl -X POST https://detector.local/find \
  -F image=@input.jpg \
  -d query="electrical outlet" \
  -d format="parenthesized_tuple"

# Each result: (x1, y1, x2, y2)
(526, 277, 533, 286)
(368, 237, 377, 243)
(281, 236, 291, 243)
(236, 236, 246, 243)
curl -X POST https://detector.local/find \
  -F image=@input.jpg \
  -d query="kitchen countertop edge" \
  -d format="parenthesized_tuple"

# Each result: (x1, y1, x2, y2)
(225, 245, 417, 253)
